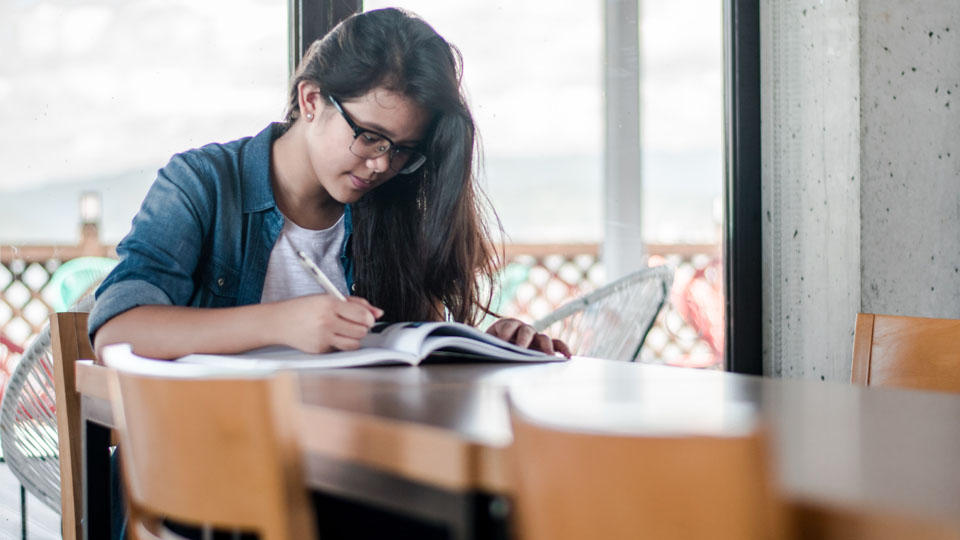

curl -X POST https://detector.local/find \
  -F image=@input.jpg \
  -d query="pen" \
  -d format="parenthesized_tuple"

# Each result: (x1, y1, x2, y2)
(295, 250, 347, 301)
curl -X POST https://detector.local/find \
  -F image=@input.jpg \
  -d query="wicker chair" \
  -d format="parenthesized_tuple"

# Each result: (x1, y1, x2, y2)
(533, 265, 674, 362)
(0, 296, 95, 519)
(0, 257, 114, 537)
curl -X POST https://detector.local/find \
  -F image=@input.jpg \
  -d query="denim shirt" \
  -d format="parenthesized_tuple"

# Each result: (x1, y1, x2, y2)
(89, 123, 355, 342)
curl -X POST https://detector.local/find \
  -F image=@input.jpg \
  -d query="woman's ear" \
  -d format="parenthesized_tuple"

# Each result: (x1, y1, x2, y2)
(298, 81, 324, 120)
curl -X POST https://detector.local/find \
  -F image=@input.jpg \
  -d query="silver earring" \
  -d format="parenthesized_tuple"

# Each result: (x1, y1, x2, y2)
(306, 113, 314, 121)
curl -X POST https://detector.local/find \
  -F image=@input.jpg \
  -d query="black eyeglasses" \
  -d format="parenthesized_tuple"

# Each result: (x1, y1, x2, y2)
(327, 95, 427, 175)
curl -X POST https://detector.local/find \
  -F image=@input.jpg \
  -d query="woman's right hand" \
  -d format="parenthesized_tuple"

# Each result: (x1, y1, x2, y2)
(276, 294, 384, 353)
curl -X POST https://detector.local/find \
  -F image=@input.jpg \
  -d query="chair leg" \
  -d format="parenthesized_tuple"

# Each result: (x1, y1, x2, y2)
(20, 484, 27, 540)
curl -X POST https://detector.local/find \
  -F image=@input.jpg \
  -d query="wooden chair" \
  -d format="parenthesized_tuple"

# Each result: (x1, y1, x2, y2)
(852, 313, 960, 392)
(102, 344, 316, 540)
(52, 310, 96, 540)
(507, 397, 789, 540)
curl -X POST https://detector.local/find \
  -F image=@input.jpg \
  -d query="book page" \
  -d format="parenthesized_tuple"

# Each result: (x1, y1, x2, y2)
(179, 346, 417, 370)
(419, 337, 551, 362)
(420, 323, 548, 356)
(363, 321, 555, 361)
(360, 322, 445, 354)
(176, 321, 559, 371)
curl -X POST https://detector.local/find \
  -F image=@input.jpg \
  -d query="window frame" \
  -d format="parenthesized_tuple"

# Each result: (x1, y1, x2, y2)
(298, 0, 763, 374)
(722, 0, 762, 375)
(289, 0, 361, 71)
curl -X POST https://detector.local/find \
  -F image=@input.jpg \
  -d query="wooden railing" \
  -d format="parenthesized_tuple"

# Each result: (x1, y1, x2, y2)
(1, 229, 723, 370)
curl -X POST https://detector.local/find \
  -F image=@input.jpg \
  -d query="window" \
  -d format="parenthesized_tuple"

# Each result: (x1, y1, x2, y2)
(0, 0, 288, 245)
(0, 0, 287, 344)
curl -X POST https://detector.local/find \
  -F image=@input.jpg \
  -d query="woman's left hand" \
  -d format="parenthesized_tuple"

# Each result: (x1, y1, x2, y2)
(486, 318, 572, 358)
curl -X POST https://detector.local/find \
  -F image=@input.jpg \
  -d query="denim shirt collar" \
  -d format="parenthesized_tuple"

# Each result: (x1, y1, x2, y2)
(240, 122, 355, 292)
(240, 122, 284, 214)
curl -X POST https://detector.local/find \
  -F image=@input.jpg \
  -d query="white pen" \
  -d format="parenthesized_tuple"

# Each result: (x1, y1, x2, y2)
(295, 250, 347, 301)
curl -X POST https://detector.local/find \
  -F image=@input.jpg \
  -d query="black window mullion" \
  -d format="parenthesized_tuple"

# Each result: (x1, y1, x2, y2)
(289, 0, 362, 73)
(723, 0, 762, 375)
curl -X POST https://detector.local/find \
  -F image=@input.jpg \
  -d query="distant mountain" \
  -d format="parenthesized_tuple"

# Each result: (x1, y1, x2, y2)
(0, 169, 155, 245)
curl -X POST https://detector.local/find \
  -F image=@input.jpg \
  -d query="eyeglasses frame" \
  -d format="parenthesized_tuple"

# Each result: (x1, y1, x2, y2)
(326, 95, 427, 175)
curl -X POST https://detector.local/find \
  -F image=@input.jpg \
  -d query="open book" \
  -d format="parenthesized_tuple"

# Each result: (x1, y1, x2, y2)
(179, 321, 564, 370)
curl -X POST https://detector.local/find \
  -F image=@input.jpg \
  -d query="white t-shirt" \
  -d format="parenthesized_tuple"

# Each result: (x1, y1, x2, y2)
(260, 213, 349, 303)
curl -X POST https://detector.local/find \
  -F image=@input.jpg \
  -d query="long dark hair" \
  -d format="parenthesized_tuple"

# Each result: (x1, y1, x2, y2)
(285, 8, 500, 324)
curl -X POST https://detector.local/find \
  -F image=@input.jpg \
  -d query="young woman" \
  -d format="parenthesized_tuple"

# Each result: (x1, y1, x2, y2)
(91, 8, 570, 360)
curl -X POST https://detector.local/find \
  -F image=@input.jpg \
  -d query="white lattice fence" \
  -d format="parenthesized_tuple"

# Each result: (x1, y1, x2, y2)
(0, 242, 723, 371)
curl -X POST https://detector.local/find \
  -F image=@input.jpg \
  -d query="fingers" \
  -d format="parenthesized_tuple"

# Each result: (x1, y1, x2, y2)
(487, 318, 524, 340)
(329, 297, 382, 347)
(488, 318, 536, 348)
(331, 318, 371, 340)
(552, 338, 573, 358)
(336, 297, 383, 327)
(531, 333, 555, 355)
(488, 318, 571, 356)
(346, 296, 384, 319)
(282, 294, 385, 353)
(328, 333, 364, 351)
(512, 324, 538, 349)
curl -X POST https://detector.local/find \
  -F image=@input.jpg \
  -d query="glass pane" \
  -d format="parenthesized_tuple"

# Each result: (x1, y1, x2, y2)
(640, 0, 724, 368)
(362, 1, 604, 333)
(363, 2, 723, 367)
(0, 0, 287, 346)
(363, 1, 603, 246)
(0, 0, 288, 245)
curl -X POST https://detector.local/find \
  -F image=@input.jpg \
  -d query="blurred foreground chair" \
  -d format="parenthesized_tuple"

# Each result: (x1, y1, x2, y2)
(102, 344, 316, 540)
(533, 265, 674, 361)
(0, 301, 97, 540)
(507, 396, 788, 540)
(852, 313, 960, 392)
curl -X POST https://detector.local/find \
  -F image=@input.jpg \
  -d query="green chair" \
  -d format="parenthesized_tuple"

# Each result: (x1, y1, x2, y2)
(46, 256, 117, 312)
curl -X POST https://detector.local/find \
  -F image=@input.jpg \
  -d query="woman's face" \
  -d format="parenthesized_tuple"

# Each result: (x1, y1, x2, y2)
(299, 83, 430, 204)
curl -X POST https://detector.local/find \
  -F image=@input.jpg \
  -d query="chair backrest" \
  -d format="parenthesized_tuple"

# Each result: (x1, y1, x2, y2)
(533, 265, 674, 361)
(852, 313, 960, 392)
(103, 345, 316, 540)
(51, 311, 96, 540)
(46, 256, 117, 312)
(0, 322, 61, 513)
(507, 400, 788, 540)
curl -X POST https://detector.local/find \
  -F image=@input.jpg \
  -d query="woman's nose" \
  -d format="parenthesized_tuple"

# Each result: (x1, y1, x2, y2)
(366, 153, 391, 174)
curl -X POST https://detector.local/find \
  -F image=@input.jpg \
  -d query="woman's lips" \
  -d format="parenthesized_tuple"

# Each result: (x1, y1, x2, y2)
(349, 174, 375, 190)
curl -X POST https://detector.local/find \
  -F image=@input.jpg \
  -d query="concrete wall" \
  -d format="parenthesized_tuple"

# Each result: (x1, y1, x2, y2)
(860, 1, 960, 318)
(761, 0, 960, 380)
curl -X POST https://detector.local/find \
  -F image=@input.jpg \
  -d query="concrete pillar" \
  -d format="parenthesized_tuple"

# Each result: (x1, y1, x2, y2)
(603, 0, 644, 281)
(761, 0, 862, 380)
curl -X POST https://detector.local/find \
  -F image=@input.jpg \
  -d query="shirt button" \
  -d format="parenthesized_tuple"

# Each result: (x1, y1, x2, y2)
(217, 278, 225, 287)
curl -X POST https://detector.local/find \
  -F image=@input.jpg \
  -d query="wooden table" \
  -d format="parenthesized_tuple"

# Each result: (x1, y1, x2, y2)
(76, 358, 960, 539)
